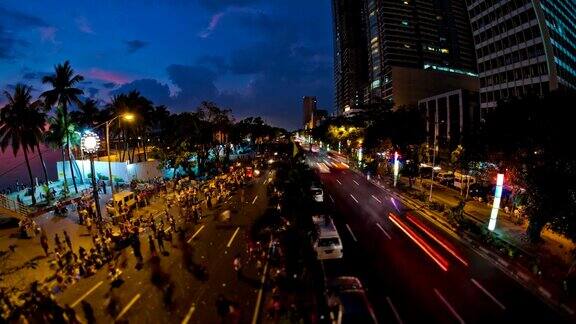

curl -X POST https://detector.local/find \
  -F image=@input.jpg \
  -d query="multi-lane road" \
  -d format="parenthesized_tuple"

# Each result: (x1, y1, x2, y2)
(57, 171, 272, 323)
(311, 154, 568, 323)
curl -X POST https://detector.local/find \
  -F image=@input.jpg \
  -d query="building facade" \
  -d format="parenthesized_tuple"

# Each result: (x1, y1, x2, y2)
(466, 0, 576, 109)
(332, 0, 369, 115)
(419, 89, 480, 150)
(303, 96, 317, 129)
(365, 0, 478, 106)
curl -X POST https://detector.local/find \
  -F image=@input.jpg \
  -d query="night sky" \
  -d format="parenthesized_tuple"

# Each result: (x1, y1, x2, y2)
(0, 0, 334, 130)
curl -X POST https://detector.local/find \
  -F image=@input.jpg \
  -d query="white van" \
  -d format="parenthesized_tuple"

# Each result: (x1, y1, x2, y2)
(106, 191, 137, 217)
(454, 172, 476, 189)
(312, 215, 343, 260)
(311, 186, 324, 202)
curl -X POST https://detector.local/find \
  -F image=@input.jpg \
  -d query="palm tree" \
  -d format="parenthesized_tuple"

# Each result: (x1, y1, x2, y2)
(41, 60, 84, 194)
(70, 98, 101, 129)
(30, 100, 50, 185)
(0, 84, 44, 205)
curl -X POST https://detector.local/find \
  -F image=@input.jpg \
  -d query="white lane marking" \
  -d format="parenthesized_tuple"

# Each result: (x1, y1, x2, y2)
(115, 293, 141, 321)
(353, 180, 359, 186)
(187, 225, 205, 243)
(434, 289, 465, 324)
(329, 194, 335, 203)
(71, 281, 103, 307)
(345, 224, 358, 242)
(350, 194, 359, 203)
(181, 304, 196, 324)
(252, 239, 274, 324)
(471, 279, 506, 310)
(371, 195, 382, 203)
(252, 195, 258, 204)
(386, 296, 403, 324)
(336, 179, 342, 185)
(227, 227, 241, 248)
(376, 223, 392, 240)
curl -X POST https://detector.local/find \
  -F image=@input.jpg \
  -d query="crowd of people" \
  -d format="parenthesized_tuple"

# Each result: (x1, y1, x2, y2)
(1, 162, 262, 322)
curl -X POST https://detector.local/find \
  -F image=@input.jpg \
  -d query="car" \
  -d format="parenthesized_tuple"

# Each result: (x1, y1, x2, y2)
(326, 276, 378, 324)
(312, 215, 343, 260)
(311, 186, 324, 202)
(436, 171, 454, 185)
(468, 183, 490, 201)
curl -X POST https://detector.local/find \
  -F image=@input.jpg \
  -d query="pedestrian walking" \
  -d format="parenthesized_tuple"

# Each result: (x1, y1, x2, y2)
(85, 216, 93, 233)
(148, 235, 157, 257)
(81, 300, 96, 324)
(157, 229, 166, 253)
(233, 255, 242, 279)
(63, 231, 72, 251)
(54, 233, 62, 253)
(63, 304, 80, 323)
(40, 230, 49, 256)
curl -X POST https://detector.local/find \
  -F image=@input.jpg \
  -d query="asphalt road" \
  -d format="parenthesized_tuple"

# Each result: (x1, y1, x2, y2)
(57, 170, 273, 324)
(312, 157, 568, 323)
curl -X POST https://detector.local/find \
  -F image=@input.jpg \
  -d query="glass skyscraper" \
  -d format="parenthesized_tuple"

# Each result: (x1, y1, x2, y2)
(466, 0, 576, 109)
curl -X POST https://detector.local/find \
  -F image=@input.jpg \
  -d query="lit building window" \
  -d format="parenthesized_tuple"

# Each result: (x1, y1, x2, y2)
(402, 21, 409, 26)
(371, 79, 381, 89)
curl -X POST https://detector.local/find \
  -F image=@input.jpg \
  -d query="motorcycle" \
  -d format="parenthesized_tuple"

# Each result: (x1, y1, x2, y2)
(53, 202, 68, 216)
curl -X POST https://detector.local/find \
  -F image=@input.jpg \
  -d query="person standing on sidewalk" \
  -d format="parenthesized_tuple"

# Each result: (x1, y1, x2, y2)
(157, 229, 166, 254)
(63, 231, 72, 251)
(54, 234, 63, 253)
(40, 230, 49, 256)
(148, 235, 157, 257)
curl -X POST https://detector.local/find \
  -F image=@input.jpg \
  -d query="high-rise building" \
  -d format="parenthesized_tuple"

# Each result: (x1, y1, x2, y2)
(466, 0, 576, 109)
(302, 96, 317, 128)
(332, 0, 369, 115)
(366, 0, 478, 106)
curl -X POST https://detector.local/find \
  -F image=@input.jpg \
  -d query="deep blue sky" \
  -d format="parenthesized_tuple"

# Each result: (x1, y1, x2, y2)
(0, 0, 334, 130)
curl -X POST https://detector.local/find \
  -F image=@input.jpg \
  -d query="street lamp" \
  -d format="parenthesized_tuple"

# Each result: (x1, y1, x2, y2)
(81, 131, 103, 225)
(88, 113, 135, 194)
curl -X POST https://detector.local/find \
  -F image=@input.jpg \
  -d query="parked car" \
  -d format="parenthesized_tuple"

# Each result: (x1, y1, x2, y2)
(468, 183, 490, 201)
(326, 276, 378, 324)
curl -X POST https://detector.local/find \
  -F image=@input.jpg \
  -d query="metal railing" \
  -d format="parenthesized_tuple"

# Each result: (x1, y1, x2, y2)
(0, 194, 32, 217)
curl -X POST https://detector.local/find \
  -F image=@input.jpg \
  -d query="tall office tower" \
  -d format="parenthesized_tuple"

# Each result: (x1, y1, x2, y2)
(466, 0, 576, 109)
(366, 0, 479, 107)
(332, 0, 369, 115)
(302, 96, 317, 128)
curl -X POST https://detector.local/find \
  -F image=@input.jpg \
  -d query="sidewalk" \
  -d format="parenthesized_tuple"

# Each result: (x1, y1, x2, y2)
(0, 185, 165, 293)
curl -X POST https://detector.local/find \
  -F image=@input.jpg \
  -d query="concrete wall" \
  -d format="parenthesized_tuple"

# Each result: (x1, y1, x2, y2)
(57, 160, 161, 183)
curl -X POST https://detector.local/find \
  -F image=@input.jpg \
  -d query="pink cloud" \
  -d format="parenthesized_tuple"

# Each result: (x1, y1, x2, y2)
(39, 26, 57, 43)
(86, 68, 131, 84)
(75, 16, 94, 34)
(199, 12, 224, 38)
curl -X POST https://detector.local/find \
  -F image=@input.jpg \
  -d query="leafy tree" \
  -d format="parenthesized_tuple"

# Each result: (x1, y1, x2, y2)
(0, 84, 45, 205)
(41, 61, 84, 193)
(480, 91, 576, 243)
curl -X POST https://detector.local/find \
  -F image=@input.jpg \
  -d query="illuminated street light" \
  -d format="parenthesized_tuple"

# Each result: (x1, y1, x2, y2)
(81, 131, 103, 225)
(488, 173, 505, 231)
(393, 151, 399, 187)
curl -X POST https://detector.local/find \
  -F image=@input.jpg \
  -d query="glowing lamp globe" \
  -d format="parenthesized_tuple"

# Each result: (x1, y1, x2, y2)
(81, 131, 100, 154)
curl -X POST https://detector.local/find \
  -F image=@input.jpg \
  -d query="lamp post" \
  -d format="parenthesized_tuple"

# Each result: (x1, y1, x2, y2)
(88, 113, 135, 194)
(81, 131, 102, 225)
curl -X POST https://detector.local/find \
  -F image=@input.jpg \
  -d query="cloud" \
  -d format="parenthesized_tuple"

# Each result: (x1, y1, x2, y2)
(196, 55, 229, 73)
(0, 6, 48, 28)
(86, 68, 131, 84)
(75, 16, 94, 34)
(39, 26, 58, 43)
(21, 71, 50, 80)
(102, 82, 117, 89)
(86, 87, 99, 98)
(198, 0, 261, 12)
(0, 7, 47, 60)
(198, 12, 224, 38)
(124, 40, 148, 53)
(111, 79, 171, 104)
(167, 64, 219, 107)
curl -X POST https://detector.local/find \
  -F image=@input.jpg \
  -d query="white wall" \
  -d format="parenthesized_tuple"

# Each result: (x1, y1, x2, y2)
(57, 160, 161, 182)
